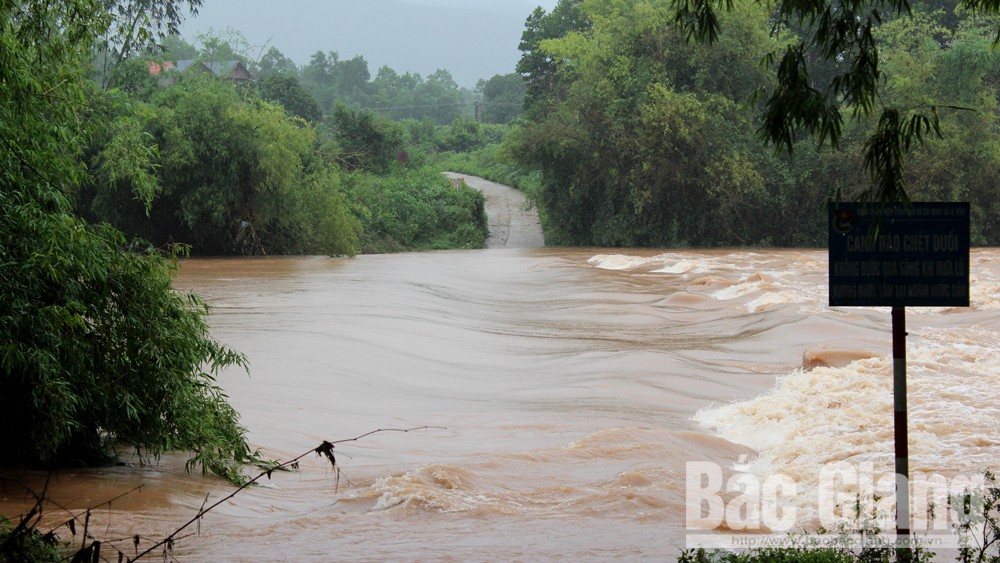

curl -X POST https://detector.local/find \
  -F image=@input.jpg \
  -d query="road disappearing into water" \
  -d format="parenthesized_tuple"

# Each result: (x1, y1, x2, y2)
(444, 172, 544, 249)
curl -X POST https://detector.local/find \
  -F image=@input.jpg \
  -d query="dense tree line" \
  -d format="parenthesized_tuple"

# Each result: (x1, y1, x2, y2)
(79, 32, 491, 256)
(296, 50, 526, 125)
(505, 0, 1000, 247)
(164, 34, 526, 126)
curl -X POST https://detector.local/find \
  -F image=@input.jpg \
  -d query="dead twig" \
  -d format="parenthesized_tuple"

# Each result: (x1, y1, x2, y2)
(129, 425, 445, 561)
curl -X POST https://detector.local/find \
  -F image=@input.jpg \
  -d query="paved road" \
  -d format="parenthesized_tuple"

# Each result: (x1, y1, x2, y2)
(444, 172, 544, 249)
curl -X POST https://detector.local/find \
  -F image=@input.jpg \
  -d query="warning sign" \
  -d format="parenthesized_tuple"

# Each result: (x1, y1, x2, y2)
(828, 203, 970, 307)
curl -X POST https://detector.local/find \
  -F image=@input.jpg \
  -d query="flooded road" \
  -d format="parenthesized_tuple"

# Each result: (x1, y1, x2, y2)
(3, 247, 999, 560)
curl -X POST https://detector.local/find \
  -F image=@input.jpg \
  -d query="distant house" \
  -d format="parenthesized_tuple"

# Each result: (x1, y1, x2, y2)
(146, 59, 252, 85)
(203, 60, 252, 84)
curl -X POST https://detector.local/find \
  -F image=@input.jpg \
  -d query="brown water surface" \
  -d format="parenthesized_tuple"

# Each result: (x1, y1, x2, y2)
(3, 248, 999, 561)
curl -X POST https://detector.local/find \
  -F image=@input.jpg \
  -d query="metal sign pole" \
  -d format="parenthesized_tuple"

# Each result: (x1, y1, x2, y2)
(892, 305, 910, 560)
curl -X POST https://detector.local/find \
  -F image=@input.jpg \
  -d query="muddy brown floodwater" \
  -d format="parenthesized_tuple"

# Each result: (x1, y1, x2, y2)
(2, 178, 999, 561)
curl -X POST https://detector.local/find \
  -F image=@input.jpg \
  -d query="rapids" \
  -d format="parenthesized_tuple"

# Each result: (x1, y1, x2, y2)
(3, 247, 999, 560)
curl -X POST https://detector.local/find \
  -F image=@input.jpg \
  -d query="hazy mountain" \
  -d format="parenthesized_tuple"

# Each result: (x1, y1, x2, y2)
(179, 0, 558, 88)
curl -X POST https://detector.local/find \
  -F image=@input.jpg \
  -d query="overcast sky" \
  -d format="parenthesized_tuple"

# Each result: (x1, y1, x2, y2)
(178, 0, 560, 88)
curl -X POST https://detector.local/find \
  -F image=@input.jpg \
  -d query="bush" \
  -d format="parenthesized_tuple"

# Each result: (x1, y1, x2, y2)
(0, 516, 61, 563)
(0, 197, 254, 480)
(342, 167, 487, 252)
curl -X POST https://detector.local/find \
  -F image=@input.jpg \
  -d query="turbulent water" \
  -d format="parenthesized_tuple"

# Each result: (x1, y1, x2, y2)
(3, 248, 999, 561)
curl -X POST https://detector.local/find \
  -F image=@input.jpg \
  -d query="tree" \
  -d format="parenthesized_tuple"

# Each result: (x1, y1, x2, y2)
(332, 54, 374, 107)
(258, 73, 323, 123)
(106, 56, 160, 99)
(371, 66, 415, 120)
(294, 166, 362, 255)
(670, 0, 1000, 202)
(414, 69, 462, 124)
(516, 0, 591, 116)
(340, 168, 488, 252)
(327, 103, 405, 173)
(301, 50, 338, 112)
(1, 0, 252, 480)
(196, 28, 251, 66)
(256, 46, 298, 76)
(874, 11, 1000, 241)
(160, 34, 199, 60)
(476, 73, 527, 124)
(508, 0, 789, 246)
(116, 76, 359, 256)
(368, 66, 468, 123)
(436, 117, 505, 152)
(301, 51, 378, 113)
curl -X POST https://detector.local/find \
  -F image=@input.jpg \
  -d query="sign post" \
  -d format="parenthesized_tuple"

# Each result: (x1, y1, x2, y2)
(892, 305, 909, 551)
(829, 202, 970, 556)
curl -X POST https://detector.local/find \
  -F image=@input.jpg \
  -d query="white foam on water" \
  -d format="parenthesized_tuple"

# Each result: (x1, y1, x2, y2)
(693, 323, 1000, 529)
(710, 274, 769, 301)
(652, 259, 704, 274)
(744, 289, 806, 313)
(588, 254, 660, 270)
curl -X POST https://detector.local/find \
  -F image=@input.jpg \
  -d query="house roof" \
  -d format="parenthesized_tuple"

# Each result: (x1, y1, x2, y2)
(146, 59, 251, 81)
(204, 61, 240, 74)
(145, 60, 175, 76)
(174, 59, 207, 73)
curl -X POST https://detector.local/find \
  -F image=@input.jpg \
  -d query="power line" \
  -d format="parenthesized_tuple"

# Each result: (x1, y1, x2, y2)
(368, 100, 524, 111)
(369, 102, 469, 111)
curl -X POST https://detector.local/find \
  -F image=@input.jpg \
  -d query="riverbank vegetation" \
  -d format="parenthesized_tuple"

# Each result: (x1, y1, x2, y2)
(112, 0, 1000, 251)
(1, 0, 256, 486)
(463, 0, 1000, 247)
